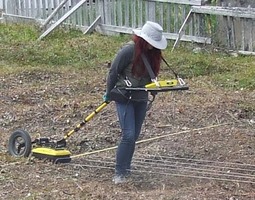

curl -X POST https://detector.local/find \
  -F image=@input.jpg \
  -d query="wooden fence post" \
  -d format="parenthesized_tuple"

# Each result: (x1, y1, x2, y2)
(38, 0, 90, 40)
(41, 0, 69, 29)
(172, 9, 193, 51)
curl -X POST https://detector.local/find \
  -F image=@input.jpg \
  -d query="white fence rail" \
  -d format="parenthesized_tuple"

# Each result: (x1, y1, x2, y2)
(1, 0, 255, 54)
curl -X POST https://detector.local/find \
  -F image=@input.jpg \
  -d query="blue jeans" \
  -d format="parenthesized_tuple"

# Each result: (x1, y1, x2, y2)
(115, 100, 147, 176)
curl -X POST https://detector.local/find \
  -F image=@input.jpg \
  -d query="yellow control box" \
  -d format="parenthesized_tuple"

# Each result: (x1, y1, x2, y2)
(145, 79, 178, 88)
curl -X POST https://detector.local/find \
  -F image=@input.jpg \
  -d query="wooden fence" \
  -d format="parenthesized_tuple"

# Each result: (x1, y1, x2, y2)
(0, 0, 210, 42)
(194, 6, 255, 54)
(1, 0, 255, 54)
(175, 6, 255, 54)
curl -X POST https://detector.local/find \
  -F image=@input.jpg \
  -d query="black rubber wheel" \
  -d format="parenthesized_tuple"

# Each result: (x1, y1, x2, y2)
(8, 130, 32, 157)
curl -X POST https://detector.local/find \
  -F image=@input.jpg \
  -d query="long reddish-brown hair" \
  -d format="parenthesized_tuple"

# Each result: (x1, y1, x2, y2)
(132, 35, 161, 77)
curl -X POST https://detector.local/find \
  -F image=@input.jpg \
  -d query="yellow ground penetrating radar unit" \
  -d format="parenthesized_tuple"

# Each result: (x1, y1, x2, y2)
(8, 102, 108, 163)
(8, 60, 188, 164)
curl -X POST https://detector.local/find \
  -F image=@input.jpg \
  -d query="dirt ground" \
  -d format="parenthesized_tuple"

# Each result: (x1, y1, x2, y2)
(0, 66, 254, 200)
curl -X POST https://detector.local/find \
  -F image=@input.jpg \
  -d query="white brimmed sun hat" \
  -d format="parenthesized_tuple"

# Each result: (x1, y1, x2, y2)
(133, 21, 167, 50)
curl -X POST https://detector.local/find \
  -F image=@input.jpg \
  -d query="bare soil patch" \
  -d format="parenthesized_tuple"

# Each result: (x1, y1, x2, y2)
(0, 67, 254, 199)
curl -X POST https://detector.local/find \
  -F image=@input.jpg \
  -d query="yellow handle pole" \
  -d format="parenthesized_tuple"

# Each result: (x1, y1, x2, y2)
(64, 102, 109, 139)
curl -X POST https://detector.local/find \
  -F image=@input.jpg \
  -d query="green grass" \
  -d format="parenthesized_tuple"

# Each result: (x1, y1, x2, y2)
(0, 23, 254, 90)
(0, 23, 130, 68)
(164, 46, 255, 90)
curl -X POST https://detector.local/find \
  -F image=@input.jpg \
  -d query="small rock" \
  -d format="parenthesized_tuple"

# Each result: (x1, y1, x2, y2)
(249, 119, 255, 124)
(229, 52, 238, 57)
(193, 47, 202, 53)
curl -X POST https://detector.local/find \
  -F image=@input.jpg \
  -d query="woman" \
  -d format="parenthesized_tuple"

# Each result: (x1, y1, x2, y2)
(104, 21, 167, 184)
